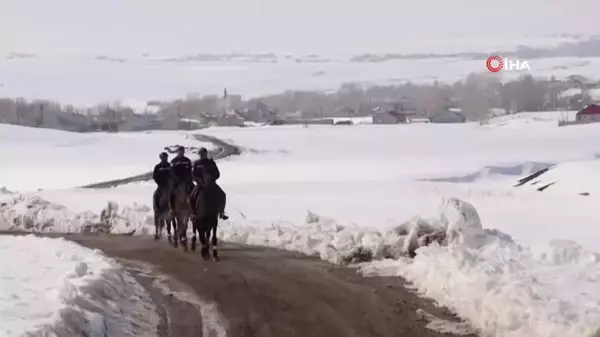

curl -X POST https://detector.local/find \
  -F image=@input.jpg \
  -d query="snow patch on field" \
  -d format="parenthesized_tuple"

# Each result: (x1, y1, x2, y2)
(423, 162, 554, 183)
(0, 235, 158, 336)
(516, 159, 600, 195)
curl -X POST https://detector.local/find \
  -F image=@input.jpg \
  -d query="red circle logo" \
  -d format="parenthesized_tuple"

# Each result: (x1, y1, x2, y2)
(486, 55, 503, 72)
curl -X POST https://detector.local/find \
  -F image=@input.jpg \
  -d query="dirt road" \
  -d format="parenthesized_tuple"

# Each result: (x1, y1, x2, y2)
(62, 234, 476, 337)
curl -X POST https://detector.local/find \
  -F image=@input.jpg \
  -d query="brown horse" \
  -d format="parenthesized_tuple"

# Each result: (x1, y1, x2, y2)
(171, 182, 193, 251)
(153, 186, 174, 242)
(191, 171, 226, 261)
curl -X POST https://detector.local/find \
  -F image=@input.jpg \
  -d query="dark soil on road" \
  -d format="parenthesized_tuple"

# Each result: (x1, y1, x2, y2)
(50, 234, 477, 337)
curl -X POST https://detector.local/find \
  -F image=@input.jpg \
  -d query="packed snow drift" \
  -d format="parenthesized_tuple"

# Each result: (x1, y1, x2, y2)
(0, 235, 158, 337)
(361, 199, 600, 337)
(2, 114, 600, 337)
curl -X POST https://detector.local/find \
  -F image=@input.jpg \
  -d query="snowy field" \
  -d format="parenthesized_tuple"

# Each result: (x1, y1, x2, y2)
(0, 124, 212, 191)
(2, 114, 600, 336)
(2, 56, 600, 106)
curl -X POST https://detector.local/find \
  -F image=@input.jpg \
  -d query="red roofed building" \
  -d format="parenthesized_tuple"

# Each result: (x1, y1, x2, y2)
(576, 104, 600, 123)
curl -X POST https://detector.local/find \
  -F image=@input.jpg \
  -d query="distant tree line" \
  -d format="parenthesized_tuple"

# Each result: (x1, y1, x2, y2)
(0, 72, 595, 132)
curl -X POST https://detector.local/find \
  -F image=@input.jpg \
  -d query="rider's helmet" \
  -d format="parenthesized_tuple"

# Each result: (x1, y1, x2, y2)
(159, 152, 168, 160)
(199, 147, 208, 157)
(177, 145, 185, 155)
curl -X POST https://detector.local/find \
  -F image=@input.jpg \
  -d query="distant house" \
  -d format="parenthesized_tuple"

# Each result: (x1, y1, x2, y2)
(211, 115, 245, 127)
(429, 109, 466, 124)
(239, 101, 279, 123)
(407, 117, 431, 124)
(372, 111, 414, 124)
(576, 104, 600, 123)
(284, 110, 303, 120)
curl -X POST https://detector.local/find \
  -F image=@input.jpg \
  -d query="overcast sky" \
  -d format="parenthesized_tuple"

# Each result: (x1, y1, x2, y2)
(1, 0, 599, 56)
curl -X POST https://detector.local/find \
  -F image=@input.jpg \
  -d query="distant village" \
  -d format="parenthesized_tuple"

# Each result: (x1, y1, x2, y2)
(2, 73, 600, 132)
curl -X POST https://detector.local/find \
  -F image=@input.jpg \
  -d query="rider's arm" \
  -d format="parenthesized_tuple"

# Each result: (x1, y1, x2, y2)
(211, 159, 221, 180)
(191, 161, 200, 181)
(152, 166, 160, 184)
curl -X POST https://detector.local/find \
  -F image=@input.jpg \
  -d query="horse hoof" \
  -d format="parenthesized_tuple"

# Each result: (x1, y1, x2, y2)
(212, 251, 220, 262)
(167, 235, 172, 243)
(154, 234, 160, 240)
(191, 241, 197, 252)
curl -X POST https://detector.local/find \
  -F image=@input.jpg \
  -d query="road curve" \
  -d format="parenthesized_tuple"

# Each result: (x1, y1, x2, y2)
(63, 234, 475, 337)
(81, 133, 241, 189)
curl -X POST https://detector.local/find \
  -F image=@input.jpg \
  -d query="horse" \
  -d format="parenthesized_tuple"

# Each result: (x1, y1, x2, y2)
(191, 171, 226, 261)
(171, 181, 193, 251)
(152, 186, 174, 242)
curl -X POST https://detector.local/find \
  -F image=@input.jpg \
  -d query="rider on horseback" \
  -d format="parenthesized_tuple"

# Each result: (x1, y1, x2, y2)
(169, 145, 194, 210)
(152, 152, 171, 211)
(190, 147, 229, 220)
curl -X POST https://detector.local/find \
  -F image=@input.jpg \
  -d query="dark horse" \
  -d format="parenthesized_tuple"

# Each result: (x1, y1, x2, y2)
(191, 172, 226, 261)
(153, 186, 175, 242)
(171, 182, 193, 251)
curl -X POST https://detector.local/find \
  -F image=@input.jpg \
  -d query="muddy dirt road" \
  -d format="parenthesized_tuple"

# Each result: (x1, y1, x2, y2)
(64, 234, 476, 337)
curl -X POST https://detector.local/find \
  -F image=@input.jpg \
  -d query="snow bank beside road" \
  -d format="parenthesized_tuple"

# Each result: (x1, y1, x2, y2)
(360, 202, 600, 337)
(0, 235, 158, 337)
(0, 190, 152, 234)
(3, 187, 600, 337)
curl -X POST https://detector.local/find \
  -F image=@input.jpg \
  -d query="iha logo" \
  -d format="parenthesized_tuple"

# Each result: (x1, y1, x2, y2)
(486, 55, 530, 72)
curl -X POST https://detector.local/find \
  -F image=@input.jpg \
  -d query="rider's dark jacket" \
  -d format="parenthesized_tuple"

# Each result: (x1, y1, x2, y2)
(192, 158, 220, 185)
(170, 156, 193, 184)
(152, 161, 171, 187)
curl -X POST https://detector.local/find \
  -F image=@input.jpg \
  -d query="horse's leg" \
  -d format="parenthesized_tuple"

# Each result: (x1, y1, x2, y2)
(191, 217, 198, 252)
(198, 218, 209, 260)
(159, 214, 166, 240)
(179, 215, 189, 252)
(211, 216, 219, 261)
(166, 216, 172, 243)
(172, 216, 179, 248)
(154, 212, 160, 240)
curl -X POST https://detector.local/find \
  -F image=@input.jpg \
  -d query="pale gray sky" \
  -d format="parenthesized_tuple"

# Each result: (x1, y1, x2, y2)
(1, 0, 599, 55)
